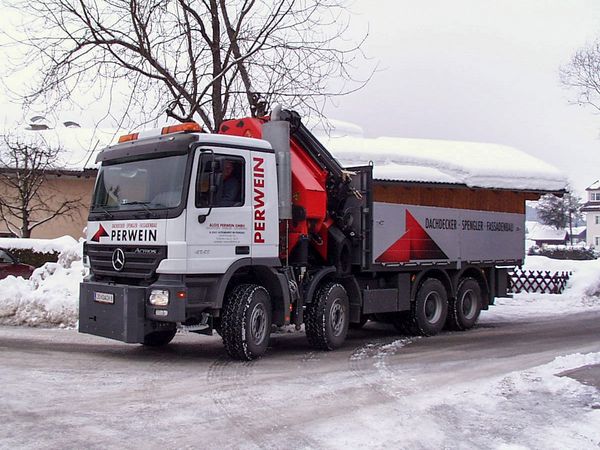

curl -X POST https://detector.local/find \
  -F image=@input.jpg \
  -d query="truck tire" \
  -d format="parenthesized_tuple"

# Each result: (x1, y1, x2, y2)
(143, 329, 177, 347)
(305, 282, 349, 350)
(446, 278, 482, 331)
(221, 284, 272, 361)
(404, 278, 448, 336)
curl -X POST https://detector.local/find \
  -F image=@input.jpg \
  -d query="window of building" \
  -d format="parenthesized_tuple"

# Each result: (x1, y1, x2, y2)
(0, 249, 14, 264)
(596, 236, 600, 247)
(596, 215, 600, 225)
(196, 154, 245, 208)
(591, 192, 600, 202)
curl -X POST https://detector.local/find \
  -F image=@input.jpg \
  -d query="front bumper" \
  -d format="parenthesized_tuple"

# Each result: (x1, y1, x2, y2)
(79, 280, 186, 343)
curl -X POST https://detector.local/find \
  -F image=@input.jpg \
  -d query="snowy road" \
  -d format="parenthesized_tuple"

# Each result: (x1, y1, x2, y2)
(1, 310, 600, 449)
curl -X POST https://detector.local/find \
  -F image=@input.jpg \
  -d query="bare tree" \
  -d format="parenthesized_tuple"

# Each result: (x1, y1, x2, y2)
(0, 134, 82, 238)
(561, 41, 600, 114)
(5, 0, 372, 132)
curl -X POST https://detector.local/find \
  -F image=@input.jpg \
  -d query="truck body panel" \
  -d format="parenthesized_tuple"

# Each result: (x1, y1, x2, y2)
(372, 202, 524, 265)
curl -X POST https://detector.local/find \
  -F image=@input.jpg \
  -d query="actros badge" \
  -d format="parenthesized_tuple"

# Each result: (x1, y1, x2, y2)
(112, 248, 126, 271)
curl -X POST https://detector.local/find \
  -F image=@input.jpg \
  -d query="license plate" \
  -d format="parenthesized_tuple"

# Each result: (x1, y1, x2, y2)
(94, 292, 114, 304)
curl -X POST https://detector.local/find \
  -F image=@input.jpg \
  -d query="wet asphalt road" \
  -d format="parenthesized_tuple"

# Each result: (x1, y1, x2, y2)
(1, 310, 599, 449)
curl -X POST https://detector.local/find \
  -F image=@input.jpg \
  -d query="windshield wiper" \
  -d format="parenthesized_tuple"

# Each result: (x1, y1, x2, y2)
(94, 205, 114, 219)
(121, 201, 157, 217)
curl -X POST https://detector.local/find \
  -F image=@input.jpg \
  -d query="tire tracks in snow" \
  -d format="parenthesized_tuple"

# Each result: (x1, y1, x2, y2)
(206, 355, 322, 450)
(348, 336, 417, 399)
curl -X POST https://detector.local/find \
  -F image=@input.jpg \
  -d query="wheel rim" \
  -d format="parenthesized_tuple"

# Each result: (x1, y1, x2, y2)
(424, 292, 443, 324)
(461, 289, 477, 320)
(249, 303, 268, 345)
(330, 298, 346, 336)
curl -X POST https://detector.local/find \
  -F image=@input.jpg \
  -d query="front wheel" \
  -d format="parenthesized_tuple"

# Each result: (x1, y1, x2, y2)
(305, 282, 349, 350)
(221, 284, 272, 361)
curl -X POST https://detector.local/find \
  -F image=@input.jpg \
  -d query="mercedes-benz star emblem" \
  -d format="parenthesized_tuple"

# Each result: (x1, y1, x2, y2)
(112, 248, 126, 271)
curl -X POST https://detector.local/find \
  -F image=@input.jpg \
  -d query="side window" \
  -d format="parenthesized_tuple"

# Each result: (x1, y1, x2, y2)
(195, 154, 245, 208)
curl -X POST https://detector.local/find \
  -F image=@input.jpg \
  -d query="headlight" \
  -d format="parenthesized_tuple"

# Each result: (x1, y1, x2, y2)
(149, 289, 169, 306)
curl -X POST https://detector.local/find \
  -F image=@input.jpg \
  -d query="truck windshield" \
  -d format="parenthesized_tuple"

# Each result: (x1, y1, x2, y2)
(91, 154, 188, 211)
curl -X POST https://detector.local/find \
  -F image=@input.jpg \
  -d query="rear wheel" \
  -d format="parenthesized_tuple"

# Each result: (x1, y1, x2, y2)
(446, 278, 482, 331)
(404, 278, 448, 336)
(305, 282, 349, 350)
(221, 284, 272, 361)
(143, 329, 176, 347)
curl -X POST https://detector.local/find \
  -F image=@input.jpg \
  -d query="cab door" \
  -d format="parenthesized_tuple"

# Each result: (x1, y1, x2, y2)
(185, 147, 252, 274)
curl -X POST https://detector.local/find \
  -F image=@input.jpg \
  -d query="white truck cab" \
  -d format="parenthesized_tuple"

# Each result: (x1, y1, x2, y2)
(80, 125, 285, 354)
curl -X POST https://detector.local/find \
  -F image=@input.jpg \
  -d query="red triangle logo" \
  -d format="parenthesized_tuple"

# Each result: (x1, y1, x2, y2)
(375, 211, 449, 263)
(91, 224, 109, 242)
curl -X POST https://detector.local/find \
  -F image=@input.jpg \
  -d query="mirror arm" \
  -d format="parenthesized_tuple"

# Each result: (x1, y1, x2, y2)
(198, 149, 215, 224)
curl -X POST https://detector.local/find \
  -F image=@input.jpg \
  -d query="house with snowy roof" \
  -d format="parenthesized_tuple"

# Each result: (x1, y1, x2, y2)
(581, 180, 600, 247)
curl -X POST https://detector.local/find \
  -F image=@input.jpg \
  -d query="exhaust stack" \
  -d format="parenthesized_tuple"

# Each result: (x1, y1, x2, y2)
(262, 105, 292, 220)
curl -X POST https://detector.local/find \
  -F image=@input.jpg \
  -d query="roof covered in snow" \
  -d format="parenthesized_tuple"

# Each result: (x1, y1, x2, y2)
(320, 136, 567, 192)
(586, 180, 600, 190)
(528, 227, 567, 242)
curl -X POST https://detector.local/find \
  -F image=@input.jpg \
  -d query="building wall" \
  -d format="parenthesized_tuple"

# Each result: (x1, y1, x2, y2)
(0, 174, 95, 239)
(586, 209, 600, 247)
(373, 183, 539, 214)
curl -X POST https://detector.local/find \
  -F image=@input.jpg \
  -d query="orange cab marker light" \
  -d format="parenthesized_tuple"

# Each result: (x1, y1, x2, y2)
(176, 291, 186, 299)
(161, 122, 202, 135)
(118, 132, 139, 143)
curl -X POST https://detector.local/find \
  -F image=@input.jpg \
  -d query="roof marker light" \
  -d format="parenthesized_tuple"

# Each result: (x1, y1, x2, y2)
(117, 122, 201, 144)
(117, 132, 139, 143)
(161, 122, 202, 135)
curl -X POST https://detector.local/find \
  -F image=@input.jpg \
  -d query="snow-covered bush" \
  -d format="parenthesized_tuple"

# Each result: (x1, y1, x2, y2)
(528, 245, 597, 260)
(0, 237, 87, 327)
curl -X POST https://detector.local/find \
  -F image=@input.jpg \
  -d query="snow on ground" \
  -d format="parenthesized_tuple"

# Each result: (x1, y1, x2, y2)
(0, 239, 86, 327)
(482, 256, 600, 324)
(334, 350, 600, 450)
(0, 237, 599, 447)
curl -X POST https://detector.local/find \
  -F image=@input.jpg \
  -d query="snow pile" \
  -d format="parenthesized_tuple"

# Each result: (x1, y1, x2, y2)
(0, 235, 78, 254)
(485, 255, 600, 323)
(0, 239, 86, 327)
(321, 135, 567, 191)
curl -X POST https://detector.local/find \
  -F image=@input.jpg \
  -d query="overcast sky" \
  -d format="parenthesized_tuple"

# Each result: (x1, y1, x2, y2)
(2, 0, 600, 194)
(325, 0, 600, 194)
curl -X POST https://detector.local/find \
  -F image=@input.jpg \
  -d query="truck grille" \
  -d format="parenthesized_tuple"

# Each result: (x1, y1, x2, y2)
(87, 244, 167, 280)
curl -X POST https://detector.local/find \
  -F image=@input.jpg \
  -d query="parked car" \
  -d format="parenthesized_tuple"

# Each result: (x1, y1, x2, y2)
(0, 248, 35, 280)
